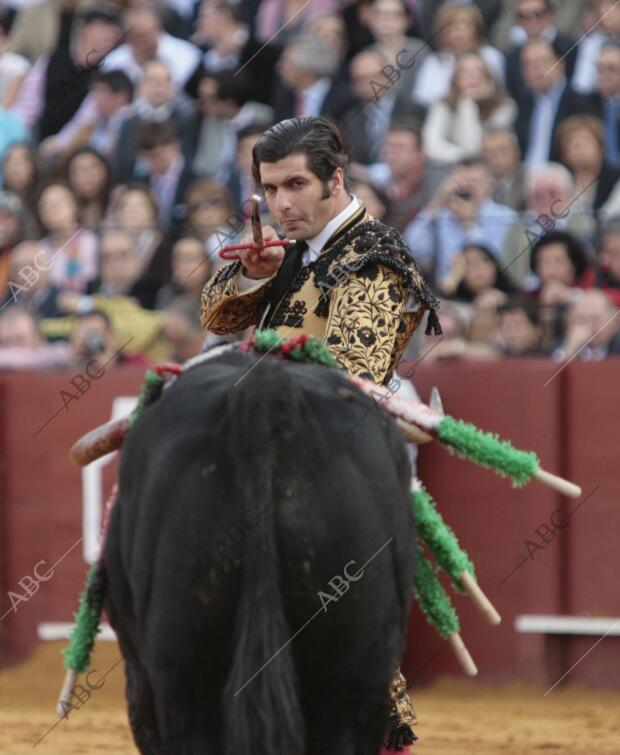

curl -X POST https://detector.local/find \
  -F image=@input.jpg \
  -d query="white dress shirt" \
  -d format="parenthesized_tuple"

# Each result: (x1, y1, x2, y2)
(304, 193, 419, 312)
(239, 194, 361, 289)
(572, 32, 606, 95)
(524, 77, 566, 167)
(240, 193, 420, 313)
(303, 193, 362, 263)
(103, 33, 200, 86)
(297, 77, 331, 117)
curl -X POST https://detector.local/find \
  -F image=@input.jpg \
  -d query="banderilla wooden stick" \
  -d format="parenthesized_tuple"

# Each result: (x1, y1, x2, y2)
(534, 468, 582, 498)
(460, 571, 501, 626)
(448, 633, 478, 676)
(56, 669, 77, 719)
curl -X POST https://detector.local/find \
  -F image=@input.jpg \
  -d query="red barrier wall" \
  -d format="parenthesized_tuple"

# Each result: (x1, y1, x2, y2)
(0, 368, 145, 664)
(0, 361, 618, 686)
(402, 360, 563, 683)
(401, 359, 620, 687)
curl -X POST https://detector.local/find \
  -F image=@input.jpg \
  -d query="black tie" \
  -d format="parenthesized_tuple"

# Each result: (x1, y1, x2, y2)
(262, 240, 308, 327)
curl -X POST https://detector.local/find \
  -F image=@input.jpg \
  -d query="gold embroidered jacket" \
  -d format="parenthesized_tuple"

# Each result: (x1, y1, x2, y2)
(200, 205, 440, 385)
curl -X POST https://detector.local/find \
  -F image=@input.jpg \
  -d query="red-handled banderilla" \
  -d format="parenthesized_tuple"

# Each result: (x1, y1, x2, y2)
(219, 194, 292, 259)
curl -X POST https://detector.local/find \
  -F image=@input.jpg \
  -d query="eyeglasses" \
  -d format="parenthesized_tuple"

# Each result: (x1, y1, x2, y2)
(517, 9, 548, 21)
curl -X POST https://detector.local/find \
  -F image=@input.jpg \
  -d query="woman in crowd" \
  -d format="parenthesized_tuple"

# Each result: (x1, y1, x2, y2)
(555, 115, 620, 219)
(1, 142, 42, 237)
(37, 183, 99, 294)
(184, 179, 240, 275)
(155, 235, 210, 309)
(423, 53, 516, 166)
(65, 147, 114, 230)
(444, 242, 517, 343)
(444, 243, 516, 303)
(528, 230, 593, 349)
(530, 231, 592, 303)
(105, 183, 167, 275)
(413, 2, 505, 108)
(364, 0, 427, 101)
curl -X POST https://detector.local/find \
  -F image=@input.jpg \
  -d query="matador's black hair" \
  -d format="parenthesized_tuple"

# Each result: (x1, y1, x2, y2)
(251, 116, 350, 191)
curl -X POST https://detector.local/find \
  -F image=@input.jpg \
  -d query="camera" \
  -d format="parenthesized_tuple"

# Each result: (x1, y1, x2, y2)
(454, 189, 473, 202)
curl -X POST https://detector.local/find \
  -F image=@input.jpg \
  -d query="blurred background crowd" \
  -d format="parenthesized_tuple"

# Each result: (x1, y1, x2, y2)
(1, 0, 620, 373)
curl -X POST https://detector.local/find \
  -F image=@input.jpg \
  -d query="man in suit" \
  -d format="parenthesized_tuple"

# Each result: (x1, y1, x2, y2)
(272, 33, 356, 124)
(135, 121, 195, 236)
(572, 0, 620, 94)
(187, 70, 273, 183)
(186, 0, 280, 106)
(342, 48, 424, 167)
(116, 58, 195, 182)
(588, 42, 620, 169)
(482, 126, 526, 211)
(515, 38, 594, 167)
(556, 290, 620, 360)
(504, 0, 577, 102)
(103, 6, 200, 88)
(380, 117, 447, 233)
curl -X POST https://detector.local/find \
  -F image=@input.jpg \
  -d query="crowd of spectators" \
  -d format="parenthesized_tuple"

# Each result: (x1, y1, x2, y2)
(1, 0, 620, 373)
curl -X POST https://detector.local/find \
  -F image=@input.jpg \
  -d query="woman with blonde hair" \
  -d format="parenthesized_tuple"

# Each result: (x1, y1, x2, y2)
(413, 2, 505, 107)
(423, 52, 516, 165)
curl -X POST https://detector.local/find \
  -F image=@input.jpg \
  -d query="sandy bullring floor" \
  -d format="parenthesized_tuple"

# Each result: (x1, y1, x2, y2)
(0, 642, 619, 754)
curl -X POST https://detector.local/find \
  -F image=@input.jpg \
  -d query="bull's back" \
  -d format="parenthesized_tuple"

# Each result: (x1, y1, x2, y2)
(104, 354, 415, 753)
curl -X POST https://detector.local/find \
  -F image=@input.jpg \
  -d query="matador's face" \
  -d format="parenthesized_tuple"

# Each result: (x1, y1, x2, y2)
(259, 153, 346, 241)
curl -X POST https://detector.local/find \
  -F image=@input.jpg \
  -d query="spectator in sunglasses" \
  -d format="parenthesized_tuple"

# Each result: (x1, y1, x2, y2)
(504, 0, 578, 102)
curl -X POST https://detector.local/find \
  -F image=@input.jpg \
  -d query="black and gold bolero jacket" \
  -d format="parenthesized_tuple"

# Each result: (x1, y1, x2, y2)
(200, 204, 440, 385)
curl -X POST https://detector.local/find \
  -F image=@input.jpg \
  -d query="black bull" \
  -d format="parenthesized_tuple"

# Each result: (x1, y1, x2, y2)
(104, 349, 417, 755)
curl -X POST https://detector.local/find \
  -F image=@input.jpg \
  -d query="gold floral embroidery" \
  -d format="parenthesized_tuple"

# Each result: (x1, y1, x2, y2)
(324, 262, 417, 384)
(389, 667, 417, 727)
(200, 261, 272, 334)
(267, 266, 312, 328)
(199, 217, 440, 376)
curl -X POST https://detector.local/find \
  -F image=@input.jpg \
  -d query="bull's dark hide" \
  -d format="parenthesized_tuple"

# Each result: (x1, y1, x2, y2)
(104, 350, 416, 755)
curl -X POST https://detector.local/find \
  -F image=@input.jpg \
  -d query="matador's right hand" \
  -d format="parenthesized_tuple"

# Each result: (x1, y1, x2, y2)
(239, 225, 286, 280)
